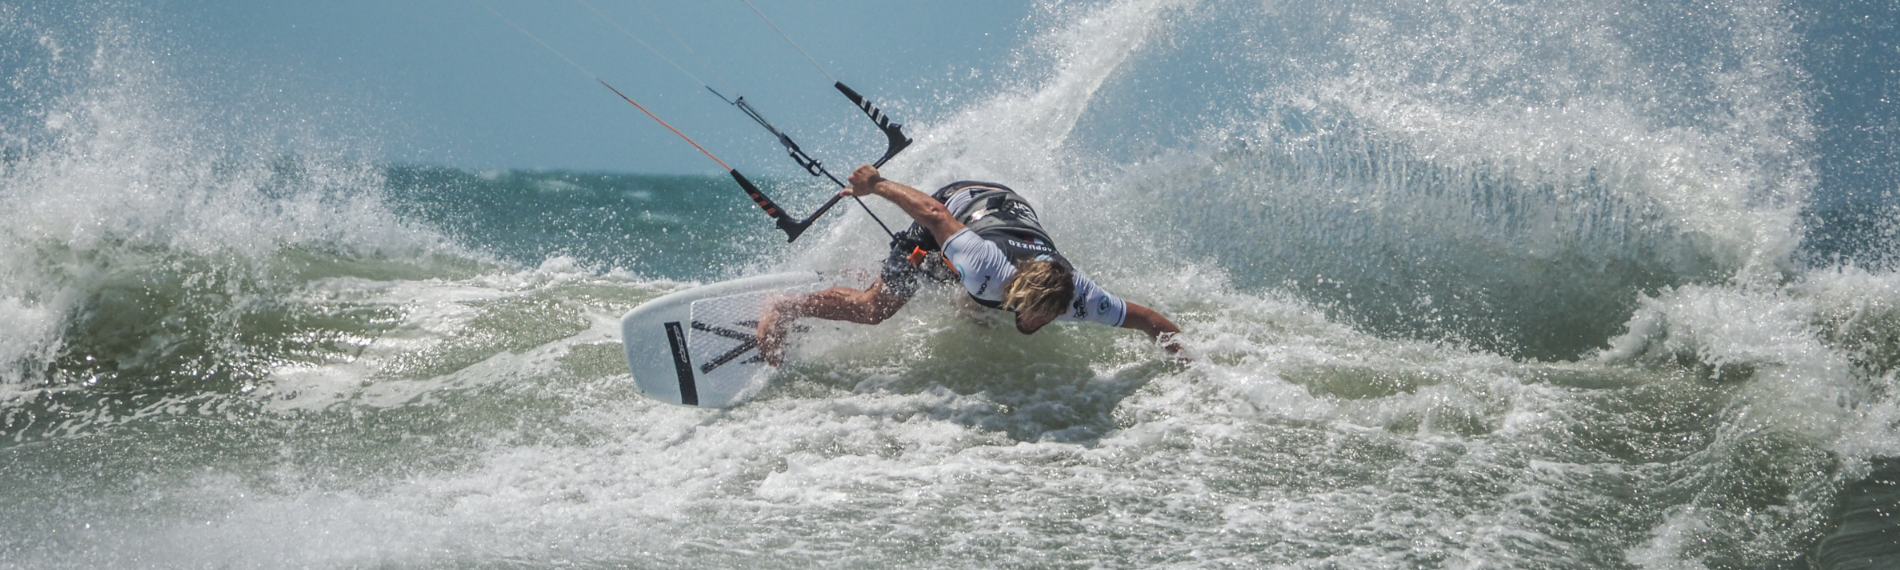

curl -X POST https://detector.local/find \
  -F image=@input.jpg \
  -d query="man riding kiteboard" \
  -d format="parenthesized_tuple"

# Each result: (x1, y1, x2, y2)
(757, 165, 1185, 365)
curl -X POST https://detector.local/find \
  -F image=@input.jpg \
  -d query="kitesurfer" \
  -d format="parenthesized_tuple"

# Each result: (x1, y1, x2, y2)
(757, 165, 1185, 365)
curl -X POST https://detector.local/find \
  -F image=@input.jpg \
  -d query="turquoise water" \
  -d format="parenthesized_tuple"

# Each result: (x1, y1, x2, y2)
(4, 0, 1900, 568)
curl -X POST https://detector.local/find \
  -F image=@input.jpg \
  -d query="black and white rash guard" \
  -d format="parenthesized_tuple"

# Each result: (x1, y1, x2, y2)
(935, 189, 1128, 327)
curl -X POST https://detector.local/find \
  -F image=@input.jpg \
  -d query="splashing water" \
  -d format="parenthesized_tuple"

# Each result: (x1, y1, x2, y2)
(3, 0, 1900, 568)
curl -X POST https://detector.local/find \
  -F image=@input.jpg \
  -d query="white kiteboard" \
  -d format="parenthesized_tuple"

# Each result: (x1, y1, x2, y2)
(620, 272, 854, 408)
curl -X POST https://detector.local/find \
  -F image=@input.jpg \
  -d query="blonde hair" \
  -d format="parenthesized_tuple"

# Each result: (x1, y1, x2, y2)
(1001, 259, 1074, 323)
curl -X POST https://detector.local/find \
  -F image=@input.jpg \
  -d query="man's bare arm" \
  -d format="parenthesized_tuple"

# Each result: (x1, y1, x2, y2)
(847, 165, 965, 243)
(1122, 301, 1188, 357)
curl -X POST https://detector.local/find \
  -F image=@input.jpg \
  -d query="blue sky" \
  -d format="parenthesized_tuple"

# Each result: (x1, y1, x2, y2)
(161, 0, 1036, 173)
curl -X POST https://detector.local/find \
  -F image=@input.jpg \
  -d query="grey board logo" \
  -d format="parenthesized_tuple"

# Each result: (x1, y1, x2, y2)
(1072, 296, 1087, 318)
(691, 319, 763, 373)
(689, 319, 808, 373)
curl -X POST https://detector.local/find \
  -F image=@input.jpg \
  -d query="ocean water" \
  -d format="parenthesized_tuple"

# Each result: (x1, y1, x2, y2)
(4, 0, 1899, 568)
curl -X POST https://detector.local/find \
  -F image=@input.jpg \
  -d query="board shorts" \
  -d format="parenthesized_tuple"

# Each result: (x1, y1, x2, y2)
(879, 223, 945, 300)
(878, 183, 970, 299)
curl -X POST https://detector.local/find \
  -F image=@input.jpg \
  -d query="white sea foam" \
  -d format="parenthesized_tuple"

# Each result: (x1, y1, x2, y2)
(0, 297, 63, 387)
(0, 9, 451, 391)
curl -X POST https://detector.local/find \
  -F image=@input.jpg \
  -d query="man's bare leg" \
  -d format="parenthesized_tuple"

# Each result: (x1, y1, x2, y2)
(757, 278, 909, 366)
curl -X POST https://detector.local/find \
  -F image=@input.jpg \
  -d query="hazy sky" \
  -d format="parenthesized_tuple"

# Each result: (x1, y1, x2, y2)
(157, 0, 1037, 173)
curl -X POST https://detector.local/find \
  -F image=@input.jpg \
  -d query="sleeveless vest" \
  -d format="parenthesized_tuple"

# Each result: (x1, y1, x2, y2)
(932, 181, 1069, 266)
(931, 181, 1070, 309)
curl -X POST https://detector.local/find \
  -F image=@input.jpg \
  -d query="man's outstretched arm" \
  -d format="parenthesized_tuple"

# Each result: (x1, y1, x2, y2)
(847, 165, 965, 243)
(1122, 301, 1188, 357)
